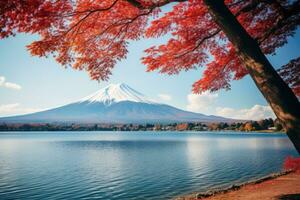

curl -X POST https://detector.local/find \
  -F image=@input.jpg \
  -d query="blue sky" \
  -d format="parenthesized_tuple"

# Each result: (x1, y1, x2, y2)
(0, 26, 299, 120)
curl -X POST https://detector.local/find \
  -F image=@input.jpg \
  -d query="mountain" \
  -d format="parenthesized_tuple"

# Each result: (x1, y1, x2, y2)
(0, 83, 233, 124)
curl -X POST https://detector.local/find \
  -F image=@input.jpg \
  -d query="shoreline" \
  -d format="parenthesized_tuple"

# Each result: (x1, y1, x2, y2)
(0, 130, 285, 133)
(175, 170, 298, 200)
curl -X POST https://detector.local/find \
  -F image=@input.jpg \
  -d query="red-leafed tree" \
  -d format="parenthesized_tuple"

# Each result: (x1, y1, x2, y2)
(1, 0, 300, 153)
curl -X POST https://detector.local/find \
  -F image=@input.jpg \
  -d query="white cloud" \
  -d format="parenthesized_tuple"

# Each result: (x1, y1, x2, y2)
(186, 92, 218, 114)
(216, 105, 275, 120)
(4, 82, 22, 90)
(186, 92, 275, 120)
(0, 103, 41, 117)
(158, 93, 172, 101)
(0, 76, 22, 90)
(0, 76, 4, 85)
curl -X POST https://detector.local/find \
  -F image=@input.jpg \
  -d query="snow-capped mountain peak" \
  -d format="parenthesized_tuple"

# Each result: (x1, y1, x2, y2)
(80, 83, 156, 105)
(0, 82, 234, 123)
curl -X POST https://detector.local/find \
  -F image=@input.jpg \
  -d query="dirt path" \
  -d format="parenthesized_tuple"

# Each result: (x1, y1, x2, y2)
(177, 172, 300, 200)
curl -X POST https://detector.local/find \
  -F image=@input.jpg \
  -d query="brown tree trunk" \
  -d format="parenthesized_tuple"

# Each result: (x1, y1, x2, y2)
(203, 0, 300, 154)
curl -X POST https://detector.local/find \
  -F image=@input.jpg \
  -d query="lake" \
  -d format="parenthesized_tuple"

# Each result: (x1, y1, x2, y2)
(0, 131, 297, 200)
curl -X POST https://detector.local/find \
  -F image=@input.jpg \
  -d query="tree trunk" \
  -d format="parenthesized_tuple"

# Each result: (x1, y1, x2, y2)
(203, 0, 300, 154)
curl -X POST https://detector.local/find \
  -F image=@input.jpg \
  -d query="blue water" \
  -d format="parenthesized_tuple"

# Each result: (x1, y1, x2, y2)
(0, 131, 297, 200)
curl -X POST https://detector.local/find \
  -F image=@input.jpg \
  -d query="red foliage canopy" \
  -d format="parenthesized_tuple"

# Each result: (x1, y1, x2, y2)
(284, 156, 300, 172)
(1, 0, 299, 95)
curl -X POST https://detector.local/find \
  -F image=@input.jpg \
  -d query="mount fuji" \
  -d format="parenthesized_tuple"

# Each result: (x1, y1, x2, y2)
(0, 83, 233, 124)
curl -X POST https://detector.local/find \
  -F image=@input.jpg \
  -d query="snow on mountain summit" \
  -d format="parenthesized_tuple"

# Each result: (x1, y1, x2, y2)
(80, 83, 156, 105)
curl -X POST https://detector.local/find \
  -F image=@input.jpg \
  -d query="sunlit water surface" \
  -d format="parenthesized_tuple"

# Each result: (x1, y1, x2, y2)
(0, 131, 297, 200)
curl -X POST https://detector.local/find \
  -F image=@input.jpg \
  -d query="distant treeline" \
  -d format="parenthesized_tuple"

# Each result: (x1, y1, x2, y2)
(0, 118, 284, 132)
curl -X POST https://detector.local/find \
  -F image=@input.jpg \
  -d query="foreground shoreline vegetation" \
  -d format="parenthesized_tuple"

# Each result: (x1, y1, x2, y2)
(0, 118, 284, 132)
(178, 145, 300, 200)
(177, 157, 300, 200)
(175, 170, 300, 200)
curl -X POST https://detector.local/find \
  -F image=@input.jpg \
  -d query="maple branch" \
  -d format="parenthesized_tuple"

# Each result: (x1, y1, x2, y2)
(277, 57, 300, 92)
(225, 0, 300, 47)
(175, 29, 221, 59)
(65, 0, 119, 35)
(227, 0, 244, 8)
(258, 1, 300, 43)
(73, 8, 153, 52)
(126, 0, 187, 9)
(233, 0, 275, 17)
(101, 9, 154, 51)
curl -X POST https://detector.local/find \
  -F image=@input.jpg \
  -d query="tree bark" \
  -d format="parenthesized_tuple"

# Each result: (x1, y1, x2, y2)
(203, 0, 300, 154)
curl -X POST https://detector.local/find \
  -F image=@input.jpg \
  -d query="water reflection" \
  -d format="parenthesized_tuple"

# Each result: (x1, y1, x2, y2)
(0, 132, 297, 200)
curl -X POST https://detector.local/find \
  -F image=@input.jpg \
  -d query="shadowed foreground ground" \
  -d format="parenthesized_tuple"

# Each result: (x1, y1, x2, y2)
(178, 172, 300, 200)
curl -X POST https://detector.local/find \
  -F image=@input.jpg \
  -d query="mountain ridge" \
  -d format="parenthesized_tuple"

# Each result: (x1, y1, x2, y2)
(0, 83, 235, 124)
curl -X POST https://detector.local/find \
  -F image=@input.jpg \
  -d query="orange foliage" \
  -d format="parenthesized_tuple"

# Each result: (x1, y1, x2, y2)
(0, 0, 299, 95)
(176, 123, 189, 131)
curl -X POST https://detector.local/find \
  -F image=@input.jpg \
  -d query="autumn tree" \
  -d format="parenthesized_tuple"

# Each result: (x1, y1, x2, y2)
(176, 123, 191, 131)
(244, 122, 254, 132)
(0, 0, 300, 153)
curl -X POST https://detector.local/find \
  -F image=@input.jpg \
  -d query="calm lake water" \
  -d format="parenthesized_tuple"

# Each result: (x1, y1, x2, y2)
(0, 131, 297, 200)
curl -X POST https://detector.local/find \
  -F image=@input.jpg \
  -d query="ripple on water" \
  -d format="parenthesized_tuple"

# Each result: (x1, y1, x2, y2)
(0, 132, 297, 200)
